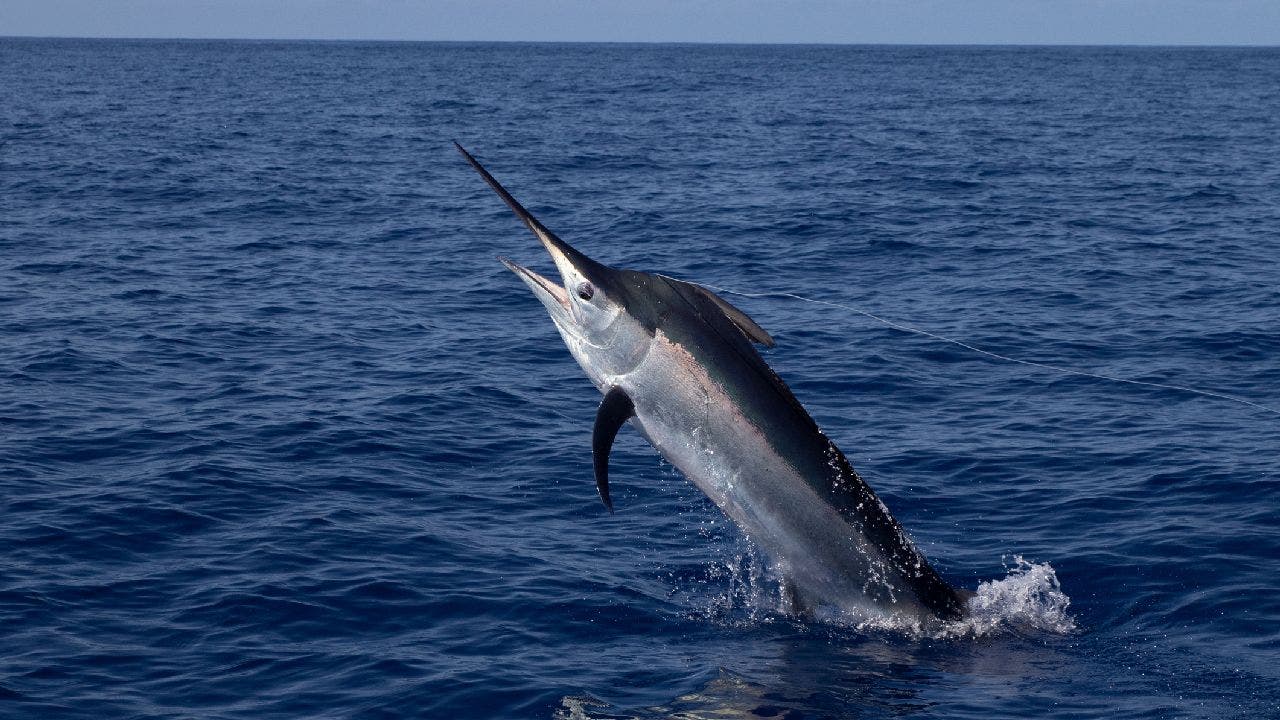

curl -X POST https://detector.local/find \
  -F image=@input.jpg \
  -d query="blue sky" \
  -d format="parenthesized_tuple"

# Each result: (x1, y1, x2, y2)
(3, 1, 1279, 45)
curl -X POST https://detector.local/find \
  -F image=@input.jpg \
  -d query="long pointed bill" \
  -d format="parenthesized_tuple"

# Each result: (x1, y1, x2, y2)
(455, 142, 605, 286)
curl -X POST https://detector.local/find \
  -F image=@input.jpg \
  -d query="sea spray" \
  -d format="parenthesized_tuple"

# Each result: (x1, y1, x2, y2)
(680, 543, 1074, 638)
(939, 555, 1075, 638)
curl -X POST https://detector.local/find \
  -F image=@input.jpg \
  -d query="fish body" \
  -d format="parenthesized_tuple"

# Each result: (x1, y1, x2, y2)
(459, 144, 968, 622)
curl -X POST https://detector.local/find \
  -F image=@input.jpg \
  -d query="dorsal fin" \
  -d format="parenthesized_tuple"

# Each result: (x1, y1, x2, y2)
(690, 284, 775, 347)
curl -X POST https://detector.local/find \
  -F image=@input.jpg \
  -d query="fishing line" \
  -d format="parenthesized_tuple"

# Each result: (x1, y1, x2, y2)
(700, 284, 1280, 417)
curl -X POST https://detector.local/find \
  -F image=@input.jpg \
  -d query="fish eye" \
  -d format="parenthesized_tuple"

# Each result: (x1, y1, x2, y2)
(577, 282, 595, 301)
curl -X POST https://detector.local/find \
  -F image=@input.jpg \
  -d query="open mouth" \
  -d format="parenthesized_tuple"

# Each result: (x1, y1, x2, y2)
(499, 256, 570, 310)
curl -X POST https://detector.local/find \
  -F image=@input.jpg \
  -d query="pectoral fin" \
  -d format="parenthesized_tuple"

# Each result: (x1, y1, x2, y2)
(592, 386, 635, 513)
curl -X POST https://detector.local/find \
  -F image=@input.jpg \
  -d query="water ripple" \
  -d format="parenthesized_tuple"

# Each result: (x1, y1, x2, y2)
(2, 39, 1279, 719)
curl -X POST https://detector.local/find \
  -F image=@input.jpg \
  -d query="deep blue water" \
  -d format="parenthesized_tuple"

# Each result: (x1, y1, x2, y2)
(3, 38, 1279, 719)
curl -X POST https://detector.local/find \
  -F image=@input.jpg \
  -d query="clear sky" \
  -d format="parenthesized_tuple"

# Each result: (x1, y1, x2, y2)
(3, 0, 1279, 45)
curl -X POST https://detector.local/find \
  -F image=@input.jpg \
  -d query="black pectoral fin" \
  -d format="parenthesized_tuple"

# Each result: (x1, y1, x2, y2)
(694, 285, 775, 347)
(592, 386, 635, 513)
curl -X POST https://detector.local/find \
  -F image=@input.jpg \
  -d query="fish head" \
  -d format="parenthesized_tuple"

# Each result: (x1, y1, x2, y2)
(458, 143, 652, 384)
(498, 250, 650, 385)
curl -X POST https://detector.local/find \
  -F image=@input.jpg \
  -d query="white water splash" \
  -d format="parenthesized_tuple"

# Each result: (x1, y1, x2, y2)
(684, 544, 789, 626)
(937, 555, 1076, 638)
(809, 555, 1076, 638)
(688, 546, 1074, 638)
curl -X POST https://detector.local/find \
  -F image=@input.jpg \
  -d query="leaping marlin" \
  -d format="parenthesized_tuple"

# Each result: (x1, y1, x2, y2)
(458, 143, 970, 623)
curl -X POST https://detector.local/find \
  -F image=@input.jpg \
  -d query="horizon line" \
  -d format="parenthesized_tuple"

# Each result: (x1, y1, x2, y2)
(3, 34, 1279, 48)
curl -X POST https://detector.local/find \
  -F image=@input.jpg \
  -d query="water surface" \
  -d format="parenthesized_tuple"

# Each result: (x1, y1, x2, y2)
(2, 40, 1278, 718)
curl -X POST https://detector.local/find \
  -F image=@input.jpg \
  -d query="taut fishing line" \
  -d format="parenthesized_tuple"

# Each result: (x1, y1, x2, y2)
(701, 284, 1280, 417)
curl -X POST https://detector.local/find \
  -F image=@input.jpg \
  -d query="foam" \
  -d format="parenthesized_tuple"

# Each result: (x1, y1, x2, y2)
(936, 555, 1076, 638)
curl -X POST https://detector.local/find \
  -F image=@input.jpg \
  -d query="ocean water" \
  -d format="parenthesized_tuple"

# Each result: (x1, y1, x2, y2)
(2, 38, 1279, 719)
